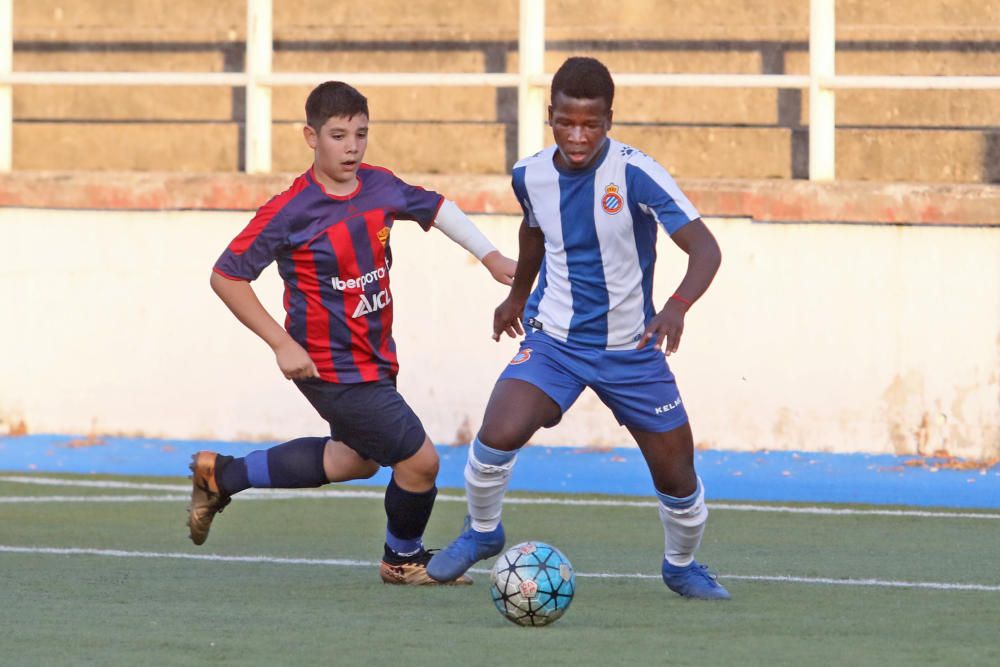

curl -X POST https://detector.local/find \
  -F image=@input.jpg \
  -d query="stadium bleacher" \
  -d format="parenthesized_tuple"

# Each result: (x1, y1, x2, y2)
(10, 0, 999, 181)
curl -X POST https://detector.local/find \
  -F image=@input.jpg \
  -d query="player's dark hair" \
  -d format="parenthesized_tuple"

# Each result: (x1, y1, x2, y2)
(305, 81, 369, 129)
(551, 57, 614, 109)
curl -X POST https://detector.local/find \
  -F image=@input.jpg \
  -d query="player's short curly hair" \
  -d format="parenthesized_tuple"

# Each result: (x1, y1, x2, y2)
(550, 57, 615, 109)
(306, 81, 369, 129)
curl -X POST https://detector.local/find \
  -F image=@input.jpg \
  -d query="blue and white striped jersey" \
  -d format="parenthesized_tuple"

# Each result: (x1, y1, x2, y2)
(512, 138, 699, 350)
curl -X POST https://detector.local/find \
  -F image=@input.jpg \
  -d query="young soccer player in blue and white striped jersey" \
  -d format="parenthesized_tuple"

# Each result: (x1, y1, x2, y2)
(428, 57, 730, 599)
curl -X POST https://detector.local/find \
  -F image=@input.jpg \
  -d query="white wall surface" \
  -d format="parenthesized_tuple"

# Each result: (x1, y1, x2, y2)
(1, 208, 997, 459)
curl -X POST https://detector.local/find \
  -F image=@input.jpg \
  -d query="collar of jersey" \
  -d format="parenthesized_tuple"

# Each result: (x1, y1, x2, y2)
(308, 166, 363, 200)
(551, 138, 611, 177)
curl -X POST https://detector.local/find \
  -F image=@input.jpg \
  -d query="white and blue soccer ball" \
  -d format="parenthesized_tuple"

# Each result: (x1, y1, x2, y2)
(489, 541, 576, 627)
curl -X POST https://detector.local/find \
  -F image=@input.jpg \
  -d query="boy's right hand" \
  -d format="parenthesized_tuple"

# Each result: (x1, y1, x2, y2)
(492, 296, 526, 341)
(482, 250, 516, 286)
(274, 339, 320, 380)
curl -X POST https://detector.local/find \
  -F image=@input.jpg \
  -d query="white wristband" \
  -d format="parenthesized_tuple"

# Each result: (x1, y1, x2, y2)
(433, 199, 498, 261)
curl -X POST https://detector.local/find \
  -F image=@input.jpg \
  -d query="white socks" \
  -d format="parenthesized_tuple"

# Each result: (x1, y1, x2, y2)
(464, 438, 518, 532)
(464, 437, 707, 564)
(657, 477, 708, 567)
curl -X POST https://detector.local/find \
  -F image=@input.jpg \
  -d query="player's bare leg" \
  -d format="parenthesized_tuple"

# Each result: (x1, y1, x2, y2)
(631, 425, 730, 600)
(322, 439, 380, 482)
(466, 378, 560, 530)
(427, 380, 561, 582)
(478, 379, 562, 452)
(630, 423, 698, 497)
(390, 435, 439, 490)
(379, 438, 473, 585)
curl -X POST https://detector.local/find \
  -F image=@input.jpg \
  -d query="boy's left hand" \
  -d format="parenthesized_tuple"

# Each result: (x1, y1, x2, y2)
(482, 251, 516, 286)
(637, 300, 686, 355)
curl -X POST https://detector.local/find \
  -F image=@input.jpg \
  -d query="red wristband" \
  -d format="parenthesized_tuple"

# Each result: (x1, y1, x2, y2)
(670, 293, 693, 308)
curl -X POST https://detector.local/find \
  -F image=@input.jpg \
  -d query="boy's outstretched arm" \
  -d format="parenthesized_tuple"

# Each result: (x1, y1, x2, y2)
(210, 271, 319, 380)
(637, 218, 722, 355)
(433, 199, 516, 285)
(493, 219, 545, 341)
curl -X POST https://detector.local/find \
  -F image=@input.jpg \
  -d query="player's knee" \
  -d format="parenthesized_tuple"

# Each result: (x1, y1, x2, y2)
(411, 455, 439, 485)
(477, 422, 529, 452)
(393, 441, 439, 487)
(421, 452, 440, 481)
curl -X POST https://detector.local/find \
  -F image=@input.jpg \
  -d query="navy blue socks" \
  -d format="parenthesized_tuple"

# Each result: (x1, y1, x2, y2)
(216, 436, 329, 496)
(384, 475, 437, 557)
(214, 440, 436, 562)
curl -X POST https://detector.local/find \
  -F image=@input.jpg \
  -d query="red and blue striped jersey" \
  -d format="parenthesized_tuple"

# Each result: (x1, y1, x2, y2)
(213, 164, 443, 383)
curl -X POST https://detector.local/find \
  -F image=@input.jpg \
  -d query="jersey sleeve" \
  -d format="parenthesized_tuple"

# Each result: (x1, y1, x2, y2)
(511, 165, 540, 227)
(625, 155, 700, 236)
(389, 174, 444, 231)
(213, 195, 291, 281)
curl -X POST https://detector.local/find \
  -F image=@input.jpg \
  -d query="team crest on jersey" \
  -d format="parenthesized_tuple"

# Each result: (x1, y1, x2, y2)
(510, 349, 532, 365)
(601, 183, 624, 215)
(377, 226, 390, 246)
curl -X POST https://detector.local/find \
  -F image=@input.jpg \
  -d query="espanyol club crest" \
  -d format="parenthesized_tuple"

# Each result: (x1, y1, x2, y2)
(510, 349, 532, 365)
(601, 183, 623, 214)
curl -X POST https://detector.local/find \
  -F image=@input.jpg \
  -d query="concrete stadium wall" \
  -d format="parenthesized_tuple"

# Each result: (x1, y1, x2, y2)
(2, 206, 997, 460)
(9, 0, 1000, 181)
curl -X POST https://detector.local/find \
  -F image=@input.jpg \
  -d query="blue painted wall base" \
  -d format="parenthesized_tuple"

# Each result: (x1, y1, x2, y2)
(1, 434, 997, 509)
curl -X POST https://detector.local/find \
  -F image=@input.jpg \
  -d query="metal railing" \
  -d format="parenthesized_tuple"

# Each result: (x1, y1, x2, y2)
(0, 0, 998, 180)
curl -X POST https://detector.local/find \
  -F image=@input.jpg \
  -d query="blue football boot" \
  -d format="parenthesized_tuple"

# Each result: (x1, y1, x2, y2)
(662, 559, 732, 600)
(426, 516, 505, 582)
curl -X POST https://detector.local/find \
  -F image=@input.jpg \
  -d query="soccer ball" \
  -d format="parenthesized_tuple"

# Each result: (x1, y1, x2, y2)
(489, 541, 576, 627)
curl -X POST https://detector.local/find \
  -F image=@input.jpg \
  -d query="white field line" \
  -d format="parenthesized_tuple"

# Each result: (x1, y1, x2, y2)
(0, 495, 190, 503)
(1, 475, 999, 520)
(0, 476, 187, 491)
(0, 545, 997, 593)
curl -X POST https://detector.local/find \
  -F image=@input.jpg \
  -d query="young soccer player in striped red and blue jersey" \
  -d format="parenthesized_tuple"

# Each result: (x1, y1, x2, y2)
(187, 81, 515, 585)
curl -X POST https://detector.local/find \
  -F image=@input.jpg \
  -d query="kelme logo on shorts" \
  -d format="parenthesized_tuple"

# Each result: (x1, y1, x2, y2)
(654, 397, 682, 415)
